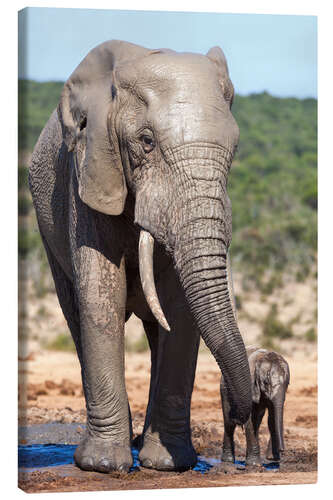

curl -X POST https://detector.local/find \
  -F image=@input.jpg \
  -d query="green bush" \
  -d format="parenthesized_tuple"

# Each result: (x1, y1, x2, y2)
(296, 266, 310, 283)
(305, 328, 317, 342)
(229, 93, 317, 283)
(18, 227, 41, 258)
(19, 80, 63, 151)
(261, 304, 293, 341)
(125, 334, 149, 352)
(235, 294, 242, 310)
(259, 273, 283, 295)
(46, 333, 76, 352)
(37, 305, 49, 318)
(18, 193, 32, 216)
(261, 336, 278, 351)
(18, 166, 29, 190)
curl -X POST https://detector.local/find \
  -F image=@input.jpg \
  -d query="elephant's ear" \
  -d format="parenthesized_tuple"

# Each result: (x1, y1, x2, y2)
(58, 40, 150, 215)
(206, 46, 234, 107)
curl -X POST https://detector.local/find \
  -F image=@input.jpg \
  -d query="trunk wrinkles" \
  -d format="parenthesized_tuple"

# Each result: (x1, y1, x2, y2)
(175, 232, 251, 423)
(169, 150, 252, 423)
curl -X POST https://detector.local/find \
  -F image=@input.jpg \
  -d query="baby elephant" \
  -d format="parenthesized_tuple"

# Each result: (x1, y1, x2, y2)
(221, 345, 290, 465)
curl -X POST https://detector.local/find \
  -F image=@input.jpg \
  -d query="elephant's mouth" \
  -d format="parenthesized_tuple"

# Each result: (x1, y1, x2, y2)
(138, 229, 170, 331)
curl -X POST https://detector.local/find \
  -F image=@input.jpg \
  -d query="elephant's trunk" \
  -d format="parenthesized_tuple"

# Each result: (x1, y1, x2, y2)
(137, 147, 252, 424)
(173, 209, 252, 424)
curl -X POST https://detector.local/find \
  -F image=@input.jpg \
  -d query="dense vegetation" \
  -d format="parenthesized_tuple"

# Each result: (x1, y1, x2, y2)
(18, 81, 317, 293)
(229, 92, 317, 288)
(18, 80, 64, 151)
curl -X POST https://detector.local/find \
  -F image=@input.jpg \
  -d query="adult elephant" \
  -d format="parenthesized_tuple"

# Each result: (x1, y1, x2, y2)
(29, 40, 252, 473)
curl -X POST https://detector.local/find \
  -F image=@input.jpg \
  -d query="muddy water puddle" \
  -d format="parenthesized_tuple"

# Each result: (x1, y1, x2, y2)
(18, 423, 280, 477)
(18, 443, 215, 473)
(19, 425, 303, 493)
(18, 443, 279, 473)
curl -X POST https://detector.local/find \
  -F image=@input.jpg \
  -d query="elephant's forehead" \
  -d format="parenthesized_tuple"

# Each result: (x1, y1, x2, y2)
(141, 52, 215, 78)
(118, 52, 220, 96)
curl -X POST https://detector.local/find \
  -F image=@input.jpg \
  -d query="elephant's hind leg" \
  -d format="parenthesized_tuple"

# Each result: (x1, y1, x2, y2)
(131, 320, 159, 451)
(139, 268, 199, 471)
(141, 321, 159, 438)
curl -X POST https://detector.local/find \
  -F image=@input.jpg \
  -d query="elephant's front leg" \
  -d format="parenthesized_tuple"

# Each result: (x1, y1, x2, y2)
(73, 246, 132, 473)
(139, 267, 200, 471)
(266, 406, 281, 461)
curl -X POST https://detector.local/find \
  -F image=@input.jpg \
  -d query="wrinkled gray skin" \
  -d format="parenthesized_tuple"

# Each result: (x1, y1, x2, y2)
(29, 40, 252, 473)
(221, 346, 290, 465)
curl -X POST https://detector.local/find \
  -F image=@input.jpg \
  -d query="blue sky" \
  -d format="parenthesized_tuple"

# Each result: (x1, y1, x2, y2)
(18, 7, 317, 98)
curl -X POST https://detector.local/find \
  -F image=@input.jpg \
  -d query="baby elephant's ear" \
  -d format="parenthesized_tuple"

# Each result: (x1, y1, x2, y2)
(285, 363, 290, 386)
(58, 40, 149, 215)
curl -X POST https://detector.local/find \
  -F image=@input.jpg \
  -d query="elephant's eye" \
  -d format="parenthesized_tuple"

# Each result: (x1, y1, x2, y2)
(140, 134, 155, 153)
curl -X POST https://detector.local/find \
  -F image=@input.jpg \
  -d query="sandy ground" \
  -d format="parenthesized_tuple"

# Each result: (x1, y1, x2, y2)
(18, 347, 317, 493)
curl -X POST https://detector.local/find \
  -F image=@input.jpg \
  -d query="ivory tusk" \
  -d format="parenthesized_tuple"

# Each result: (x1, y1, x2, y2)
(138, 230, 171, 332)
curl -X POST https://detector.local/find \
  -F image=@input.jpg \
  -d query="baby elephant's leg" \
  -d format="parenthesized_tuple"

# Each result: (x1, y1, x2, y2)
(245, 404, 265, 465)
(266, 406, 282, 461)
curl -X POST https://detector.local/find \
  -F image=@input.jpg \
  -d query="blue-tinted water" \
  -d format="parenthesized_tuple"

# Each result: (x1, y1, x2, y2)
(18, 444, 77, 468)
(234, 459, 280, 470)
(18, 445, 213, 473)
(234, 460, 245, 466)
(18, 445, 279, 472)
(263, 462, 280, 470)
(193, 457, 214, 473)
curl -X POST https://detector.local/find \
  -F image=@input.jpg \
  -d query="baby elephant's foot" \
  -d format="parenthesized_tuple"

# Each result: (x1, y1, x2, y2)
(266, 440, 281, 461)
(139, 433, 197, 471)
(266, 450, 281, 462)
(74, 433, 133, 473)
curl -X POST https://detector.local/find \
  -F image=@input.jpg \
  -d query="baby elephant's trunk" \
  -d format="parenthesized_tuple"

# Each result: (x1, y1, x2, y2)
(274, 402, 285, 452)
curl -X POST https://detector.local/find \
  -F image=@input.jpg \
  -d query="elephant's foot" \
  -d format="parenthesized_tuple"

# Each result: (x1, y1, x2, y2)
(221, 448, 235, 463)
(246, 453, 262, 466)
(139, 432, 197, 471)
(74, 433, 133, 473)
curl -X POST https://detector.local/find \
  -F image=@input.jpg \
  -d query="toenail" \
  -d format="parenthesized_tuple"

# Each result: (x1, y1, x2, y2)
(141, 458, 153, 468)
(80, 456, 94, 471)
(118, 463, 129, 473)
(97, 458, 111, 472)
(162, 458, 173, 468)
